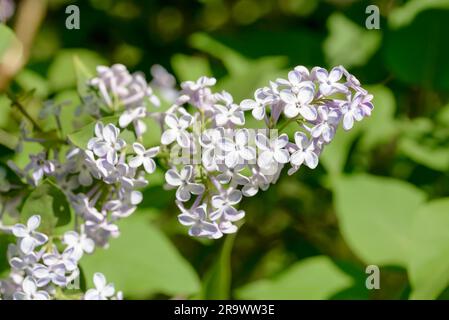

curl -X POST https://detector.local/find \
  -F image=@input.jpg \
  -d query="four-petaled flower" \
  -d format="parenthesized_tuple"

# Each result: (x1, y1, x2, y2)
(128, 143, 159, 174)
(63, 230, 95, 260)
(255, 133, 290, 171)
(214, 91, 245, 127)
(161, 113, 192, 148)
(88, 122, 126, 164)
(12, 216, 48, 254)
(280, 81, 317, 121)
(84, 273, 116, 300)
(13, 277, 50, 300)
(177, 204, 219, 238)
(313, 66, 348, 96)
(290, 132, 319, 169)
(165, 165, 205, 202)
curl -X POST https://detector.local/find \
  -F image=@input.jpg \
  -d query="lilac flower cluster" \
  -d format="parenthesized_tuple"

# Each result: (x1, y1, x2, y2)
(160, 66, 373, 238)
(1, 64, 161, 300)
(0, 215, 121, 300)
(0, 62, 373, 299)
(89, 64, 161, 138)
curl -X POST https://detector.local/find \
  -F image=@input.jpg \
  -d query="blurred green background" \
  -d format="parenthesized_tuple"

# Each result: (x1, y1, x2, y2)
(1, 0, 449, 300)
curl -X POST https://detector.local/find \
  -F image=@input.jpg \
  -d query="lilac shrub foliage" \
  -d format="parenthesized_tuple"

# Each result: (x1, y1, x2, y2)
(0, 63, 373, 299)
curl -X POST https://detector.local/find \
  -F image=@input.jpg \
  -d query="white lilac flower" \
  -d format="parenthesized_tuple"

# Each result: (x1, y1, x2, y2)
(242, 168, 269, 197)
(63, 230, 95, 260)
(214, 91, 245, 127)
(165, 165, 205, 202)
(85, 218, 119, 248)
(42, 247, 78, 272)
(66, 148, 96, 186)
(87, 122, 126, 164)
(84, 273, 115, 300)
(217, 129, 256, 168)
(177, 204, 219, 238)
(13, 277, 50, 300)
(90, 64, 160, 109)
(200, 128, 225, 170)
(310, 106, 339, 143)
(216, 164, 250, 185)
(1, 272, 24, 300)
(341, 92, 374, 130)
(161, 113, 192, 148)
(280, 82, 317, 120)
(119, 106, 147, 136)
(8, 244, 40, 271)
(210, 190, 243, 221)
(32, 263, 68, 287)
(128, 143, 159, 174)
(106, 190, 142, 219)
(290, 132, 319, 169)
(240, 88, 269, 121)
(24, 153, 55, 185)
(72, 194, 104, 222)
(12, 215, 48, 254)
(255, 133, 290, 170)
(181, 76, 217, 110)
(150, 64, 178, 103)
(313, 66, 348, 96)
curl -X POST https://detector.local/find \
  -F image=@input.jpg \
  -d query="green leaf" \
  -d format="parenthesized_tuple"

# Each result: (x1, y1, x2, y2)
(67, 116, 118, 149)
(384, 9, 449, 91)
(0, 24, 21, 61)
(324, 13, 381, 68)
(73, 55, 94, 97)
(358, 85, 398, 150)
(201, 234, 235, 299)
(171, 54, 212, 82)
(389, 0, 449, 29)
(333, 174, 426, 267)
(320, 124, 361, 176)
(235, 256, 353, 299)
(398, 136, 449, 171)
(21, 180, 72, 235)
(15, 69, 49, 99)
(81, 213, 200, 299)
(47, 49, 106, 92)
(189, 33, 288, 101)
(409, 198, 449, 299)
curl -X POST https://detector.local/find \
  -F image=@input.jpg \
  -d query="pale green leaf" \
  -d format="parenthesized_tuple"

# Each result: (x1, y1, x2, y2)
(324, 13, 381, 68)
(235, 256, 353, 300)
(21, 180, 72, 236)
(171, 54, 212, 82)
(47, 49, 106, 92)
(334, 174, 426, 266)
(409, 198, 449, 299)
(81, 213, 200, 299)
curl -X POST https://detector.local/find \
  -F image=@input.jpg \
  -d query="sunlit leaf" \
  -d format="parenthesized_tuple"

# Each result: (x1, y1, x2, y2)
(409, 198, 449, 299)
(171, 54, 212, 82)
(334, 174, 426, 266)
(235, 256, 353, 299)
(81, 213, 201, 299)
(48, 49, 106, 92)
(21, 180, 72, 236)
(324, 13, 381, 68)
